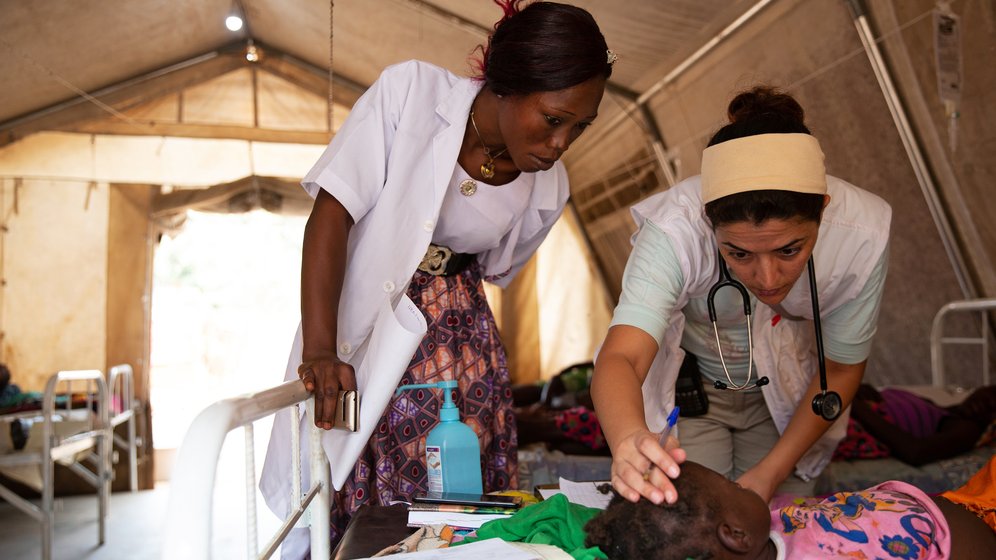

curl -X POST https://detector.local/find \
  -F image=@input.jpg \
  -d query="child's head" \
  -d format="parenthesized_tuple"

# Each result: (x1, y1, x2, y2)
(584, 461, 772, 559)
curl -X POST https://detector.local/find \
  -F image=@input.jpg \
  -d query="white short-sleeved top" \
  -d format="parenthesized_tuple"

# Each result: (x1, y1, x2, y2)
(611, 219, 889, 386)
(434, 164, 535, 253)
(623, 175, 891, 479)
(297, 60, 570, 360)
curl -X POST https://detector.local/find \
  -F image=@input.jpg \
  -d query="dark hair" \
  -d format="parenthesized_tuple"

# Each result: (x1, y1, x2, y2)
(704, 86, 825, 227)
(584, 477, 719, 559)
(477, 1, 612, 96)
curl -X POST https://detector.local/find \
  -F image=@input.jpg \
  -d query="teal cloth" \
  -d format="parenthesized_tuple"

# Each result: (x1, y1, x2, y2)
(454, 494, 607, 559)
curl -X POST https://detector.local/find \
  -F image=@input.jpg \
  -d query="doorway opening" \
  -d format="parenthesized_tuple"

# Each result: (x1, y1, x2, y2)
(149, 209, 306, 481)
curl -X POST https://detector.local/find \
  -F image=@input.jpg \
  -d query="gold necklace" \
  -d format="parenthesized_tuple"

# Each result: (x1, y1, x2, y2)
(469, 110, 508, 179)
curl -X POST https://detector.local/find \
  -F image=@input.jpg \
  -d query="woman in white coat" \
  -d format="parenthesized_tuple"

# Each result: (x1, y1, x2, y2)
(591, 87, 891, 506)
(262, 0, 614, 547)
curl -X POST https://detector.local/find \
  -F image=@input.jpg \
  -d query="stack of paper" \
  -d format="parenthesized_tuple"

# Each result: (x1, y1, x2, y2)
(406, 509, 514, 529)
(357, 538, 572, 559)
(407, 497, 520, 529)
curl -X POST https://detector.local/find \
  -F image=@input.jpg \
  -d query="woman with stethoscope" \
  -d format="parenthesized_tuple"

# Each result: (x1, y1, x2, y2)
(591, 87, 892, 505)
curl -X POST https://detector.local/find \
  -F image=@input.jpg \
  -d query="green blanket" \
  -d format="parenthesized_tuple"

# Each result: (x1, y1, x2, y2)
(454, 494, 607, 559)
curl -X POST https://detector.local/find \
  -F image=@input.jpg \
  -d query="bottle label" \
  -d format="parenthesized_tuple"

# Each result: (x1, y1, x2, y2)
(426, 445, 443, 494)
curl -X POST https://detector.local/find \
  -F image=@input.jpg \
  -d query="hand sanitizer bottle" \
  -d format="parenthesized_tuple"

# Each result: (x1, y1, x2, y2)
(394, 380, 483, 494)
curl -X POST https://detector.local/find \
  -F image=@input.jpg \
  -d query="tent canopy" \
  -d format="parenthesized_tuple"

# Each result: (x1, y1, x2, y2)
(2, 0, 995, 391)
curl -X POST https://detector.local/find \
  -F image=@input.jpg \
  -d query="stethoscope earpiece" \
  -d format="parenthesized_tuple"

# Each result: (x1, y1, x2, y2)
(812, 390, 843, 421)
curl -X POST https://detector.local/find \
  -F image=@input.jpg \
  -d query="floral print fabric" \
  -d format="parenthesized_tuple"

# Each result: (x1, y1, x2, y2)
(773, 481, 950, 559)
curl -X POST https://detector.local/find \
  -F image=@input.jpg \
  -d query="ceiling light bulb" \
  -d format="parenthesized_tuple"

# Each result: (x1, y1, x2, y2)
(225, 15, 244, 31)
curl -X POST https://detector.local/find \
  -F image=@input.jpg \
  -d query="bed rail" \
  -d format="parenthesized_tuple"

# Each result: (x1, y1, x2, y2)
(163, 380, 329, 560)
(0, 369, 111, 560)
(108, 363, 138, 491)
(930, 298, 996, 387)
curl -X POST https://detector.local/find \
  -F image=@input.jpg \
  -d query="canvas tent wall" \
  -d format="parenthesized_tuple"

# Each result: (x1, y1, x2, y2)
(563, 0, 996, 387)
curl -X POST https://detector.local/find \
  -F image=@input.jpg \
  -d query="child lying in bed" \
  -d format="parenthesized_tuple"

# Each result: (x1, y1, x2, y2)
(584, 458, 996, 559)
(838, 384, 996, 466)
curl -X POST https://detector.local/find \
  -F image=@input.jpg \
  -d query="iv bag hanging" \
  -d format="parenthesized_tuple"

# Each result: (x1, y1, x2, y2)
(933, 2, 962, 152)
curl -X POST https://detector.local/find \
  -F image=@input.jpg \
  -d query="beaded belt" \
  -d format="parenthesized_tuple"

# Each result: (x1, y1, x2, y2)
(417, 244, 475, 276)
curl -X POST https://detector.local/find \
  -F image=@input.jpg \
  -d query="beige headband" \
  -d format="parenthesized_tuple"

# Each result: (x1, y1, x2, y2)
(700, 133, 827, 204)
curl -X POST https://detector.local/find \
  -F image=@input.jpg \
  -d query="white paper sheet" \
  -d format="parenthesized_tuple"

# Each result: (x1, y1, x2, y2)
(323, 294, 428, 490)
(407, 510, 512, 529)
(557, 477, 612, 510)
(357, 538, 546, 559)
(510, 543, 574, 559)
(537, 487, 562, 500)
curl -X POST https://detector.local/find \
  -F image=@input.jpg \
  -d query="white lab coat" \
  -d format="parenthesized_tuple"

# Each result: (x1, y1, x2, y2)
(260, 60, 569, 557)
(632, 175, 891, 480)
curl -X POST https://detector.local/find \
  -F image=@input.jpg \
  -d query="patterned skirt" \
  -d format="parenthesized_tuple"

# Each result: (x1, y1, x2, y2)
(327, 261, 518, 546)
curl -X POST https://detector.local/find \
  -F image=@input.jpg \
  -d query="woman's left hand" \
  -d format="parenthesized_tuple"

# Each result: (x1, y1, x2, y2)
(735, 466, 781, 503)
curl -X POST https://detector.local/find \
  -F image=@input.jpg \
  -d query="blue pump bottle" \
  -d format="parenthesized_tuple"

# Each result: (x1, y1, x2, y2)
(394, 380, 483, 494)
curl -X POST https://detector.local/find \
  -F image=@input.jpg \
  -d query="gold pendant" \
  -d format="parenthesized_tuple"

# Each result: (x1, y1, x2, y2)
(481, 161, 495, 179)
(459, 179, 478, 196)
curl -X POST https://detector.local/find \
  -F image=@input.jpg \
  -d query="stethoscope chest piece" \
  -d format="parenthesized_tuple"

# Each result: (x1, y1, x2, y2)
(812, 390, 842, 421)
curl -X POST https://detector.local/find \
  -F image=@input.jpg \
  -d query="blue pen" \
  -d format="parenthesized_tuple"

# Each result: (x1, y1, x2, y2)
(657, 406, 680, 447)
(644, 407, 681, 482)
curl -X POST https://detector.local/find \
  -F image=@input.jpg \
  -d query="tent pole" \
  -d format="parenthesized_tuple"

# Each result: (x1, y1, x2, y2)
(844, 0, 975, 298)
(637, 104, 677, 189)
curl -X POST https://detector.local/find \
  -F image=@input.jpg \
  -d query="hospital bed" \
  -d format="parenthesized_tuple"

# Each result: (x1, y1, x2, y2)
(814, 297, 996, 495)
(108, 363, 139, 491)
(163, 380, 331, 560)
(0, 369, 112, 560)
(520, 298, 996, 494)
(162, 299, 996, 558)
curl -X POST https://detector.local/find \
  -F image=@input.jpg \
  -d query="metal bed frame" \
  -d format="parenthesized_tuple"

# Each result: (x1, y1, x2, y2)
(156, 299, 995, 559)
(930, 298, 996, 387)
(0, 369, 112, 560)
(163, 380, 330, 560)
(108, 363, 139, 491)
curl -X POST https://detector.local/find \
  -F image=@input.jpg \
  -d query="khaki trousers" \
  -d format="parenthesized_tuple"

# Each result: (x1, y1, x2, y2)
(676, 383, 816, 496)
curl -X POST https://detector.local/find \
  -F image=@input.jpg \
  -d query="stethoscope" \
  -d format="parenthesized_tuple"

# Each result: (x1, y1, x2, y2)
(706, 251, 843, 421)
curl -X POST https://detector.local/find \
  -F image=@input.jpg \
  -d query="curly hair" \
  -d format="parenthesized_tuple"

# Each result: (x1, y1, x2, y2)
(584, 476, 720, 559)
